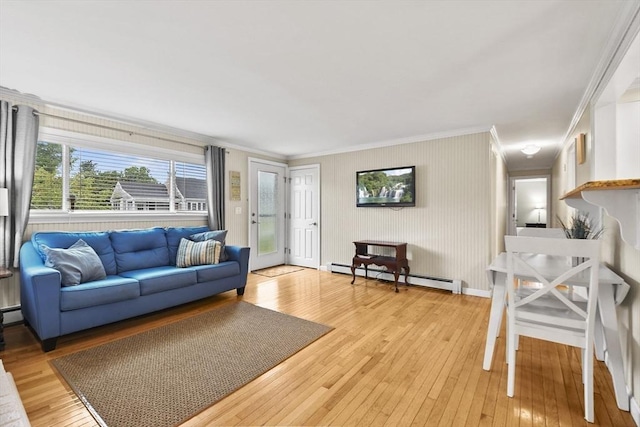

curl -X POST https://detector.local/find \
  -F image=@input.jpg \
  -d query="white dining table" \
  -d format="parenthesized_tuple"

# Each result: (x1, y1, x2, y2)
(483, 252, 630, 411)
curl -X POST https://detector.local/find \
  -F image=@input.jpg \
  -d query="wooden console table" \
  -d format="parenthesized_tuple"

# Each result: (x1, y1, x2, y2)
(0, 267, 12, 351)
(350, 240, 410, 292)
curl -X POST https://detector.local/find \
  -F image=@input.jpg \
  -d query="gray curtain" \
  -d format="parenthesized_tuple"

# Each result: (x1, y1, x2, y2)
(205, 145, 225, 230)
(0, 101, 39, 268)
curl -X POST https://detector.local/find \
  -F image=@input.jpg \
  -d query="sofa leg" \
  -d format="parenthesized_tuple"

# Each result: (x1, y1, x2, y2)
(237, 287, 245, 296)
(41, 338, 57, 352)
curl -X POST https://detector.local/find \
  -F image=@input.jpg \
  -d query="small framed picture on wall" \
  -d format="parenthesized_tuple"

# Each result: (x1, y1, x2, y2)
(576, 133, 586, 165)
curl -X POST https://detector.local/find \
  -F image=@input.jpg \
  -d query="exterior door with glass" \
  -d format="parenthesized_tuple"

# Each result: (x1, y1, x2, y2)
(249, 159, 286, 270)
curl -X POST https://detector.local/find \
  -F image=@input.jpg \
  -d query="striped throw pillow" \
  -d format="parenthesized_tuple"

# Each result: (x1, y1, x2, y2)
(176, 238, 221, 267)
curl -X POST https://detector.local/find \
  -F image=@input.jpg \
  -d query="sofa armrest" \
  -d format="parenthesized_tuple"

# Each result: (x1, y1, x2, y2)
(19, 242, 62, 341)
(225, 245, 250, 285)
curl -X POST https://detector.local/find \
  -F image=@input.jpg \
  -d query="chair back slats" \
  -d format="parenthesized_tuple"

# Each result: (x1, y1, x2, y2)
(511, 253, 594, 319)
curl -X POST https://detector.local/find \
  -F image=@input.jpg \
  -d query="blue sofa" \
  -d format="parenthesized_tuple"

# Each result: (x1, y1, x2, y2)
(19, 226, 250, 351)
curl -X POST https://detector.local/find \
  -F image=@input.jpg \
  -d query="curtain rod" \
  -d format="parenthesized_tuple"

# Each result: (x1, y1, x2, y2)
(10, 105, 217, 149)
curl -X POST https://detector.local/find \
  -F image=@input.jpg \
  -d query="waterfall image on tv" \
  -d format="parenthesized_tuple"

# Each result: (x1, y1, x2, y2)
(356, 166, 415, 207)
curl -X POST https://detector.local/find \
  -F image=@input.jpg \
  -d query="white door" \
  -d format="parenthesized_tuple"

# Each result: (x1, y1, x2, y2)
(249, 159, 287, 271)
(289, 165, 320, 269)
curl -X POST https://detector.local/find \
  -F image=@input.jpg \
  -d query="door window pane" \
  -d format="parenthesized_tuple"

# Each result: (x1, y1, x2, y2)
(258, 171, 277, 255)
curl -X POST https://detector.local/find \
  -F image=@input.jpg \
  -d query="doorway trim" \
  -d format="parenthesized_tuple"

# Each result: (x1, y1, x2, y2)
(508, 174, 552, 236)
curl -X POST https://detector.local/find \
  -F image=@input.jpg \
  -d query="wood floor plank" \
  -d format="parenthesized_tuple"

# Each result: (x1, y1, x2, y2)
(1, 269, 635, 426)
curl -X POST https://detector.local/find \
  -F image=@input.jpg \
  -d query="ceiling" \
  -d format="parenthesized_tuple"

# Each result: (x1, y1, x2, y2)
(0, 1, 634, 170)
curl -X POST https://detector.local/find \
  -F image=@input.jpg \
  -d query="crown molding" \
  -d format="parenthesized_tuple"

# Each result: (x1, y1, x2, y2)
(489, 126, 508, 166)
(287, 124, 494, 160)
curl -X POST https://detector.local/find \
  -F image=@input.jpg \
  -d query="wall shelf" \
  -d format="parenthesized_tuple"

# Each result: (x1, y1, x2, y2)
(561, 179, 640, 250)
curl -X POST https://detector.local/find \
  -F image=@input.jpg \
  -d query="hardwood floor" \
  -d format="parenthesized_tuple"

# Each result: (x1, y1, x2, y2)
(1, 269, 635, 426)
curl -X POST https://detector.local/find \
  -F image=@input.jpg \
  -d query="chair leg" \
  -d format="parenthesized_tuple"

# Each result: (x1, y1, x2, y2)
(504, 318, 519, 365)
(584, 347, 594, 422)
(581, 348, 586, 384)
(507, 332, 516, 397)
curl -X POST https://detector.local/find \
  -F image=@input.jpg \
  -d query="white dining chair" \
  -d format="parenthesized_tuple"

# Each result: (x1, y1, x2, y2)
(504, 235, 600, 423)
(509, 227, 568, 351)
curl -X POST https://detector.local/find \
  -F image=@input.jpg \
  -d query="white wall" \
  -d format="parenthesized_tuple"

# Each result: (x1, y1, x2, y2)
(290, 131, 499, 292)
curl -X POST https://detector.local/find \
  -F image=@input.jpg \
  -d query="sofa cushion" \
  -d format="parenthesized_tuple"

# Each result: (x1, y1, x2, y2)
(110, 227, 170, 273)
(165, 226, 210, 265)
(119, 266, 197, 295)
(60, 276, 140, 311)
(41, 239, 107, 286)
(31, 231, 117, 275)
(189, 230, 229, 262)
(176, 238, 221, 267)
(190, 262, 240, 283)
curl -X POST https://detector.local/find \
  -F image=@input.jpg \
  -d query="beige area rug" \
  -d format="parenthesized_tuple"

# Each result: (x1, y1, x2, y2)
(252, 264, 305, 277)
(51, 301, 332, 427)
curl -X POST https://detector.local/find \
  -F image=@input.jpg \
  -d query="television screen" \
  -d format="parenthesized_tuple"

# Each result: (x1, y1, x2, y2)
(356, 166, 416, 207)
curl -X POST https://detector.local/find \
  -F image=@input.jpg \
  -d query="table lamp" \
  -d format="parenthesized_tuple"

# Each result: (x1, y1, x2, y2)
(0, 188, 8, 217)
(533, 206, 545, 223)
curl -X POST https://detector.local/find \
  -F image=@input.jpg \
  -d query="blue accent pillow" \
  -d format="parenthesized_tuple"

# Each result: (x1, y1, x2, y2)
(189, 230, 228, 262)
(40, 239, 107, 286)
(31, 231, 117, 275)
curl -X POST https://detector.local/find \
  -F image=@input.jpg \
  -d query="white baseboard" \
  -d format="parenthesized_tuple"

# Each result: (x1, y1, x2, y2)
(631, 394, 640, 426)
(463, 287, 492, 298)
(329, 263, 463, 294)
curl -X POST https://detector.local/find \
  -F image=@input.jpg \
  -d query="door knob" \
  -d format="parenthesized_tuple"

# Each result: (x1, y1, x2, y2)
(309, 222, 317, 226)
(251, 220, 258, 224)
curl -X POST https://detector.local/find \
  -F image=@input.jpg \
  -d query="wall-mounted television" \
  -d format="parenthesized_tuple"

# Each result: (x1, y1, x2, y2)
(356, 166, 416, 207)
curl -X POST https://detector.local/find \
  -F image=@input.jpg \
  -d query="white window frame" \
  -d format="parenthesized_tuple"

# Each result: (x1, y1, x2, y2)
(30, 127, 208, 224)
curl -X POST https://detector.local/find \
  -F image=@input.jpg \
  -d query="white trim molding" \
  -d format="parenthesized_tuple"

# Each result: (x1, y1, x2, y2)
(288, 125, 494, 160)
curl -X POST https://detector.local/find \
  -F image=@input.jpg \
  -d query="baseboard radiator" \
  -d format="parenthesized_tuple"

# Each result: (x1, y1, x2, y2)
(330, 263, 462, 294)
(0, 306, 23, 326)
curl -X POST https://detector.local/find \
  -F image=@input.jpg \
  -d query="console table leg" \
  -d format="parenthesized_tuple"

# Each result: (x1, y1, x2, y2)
(350, 264, 356, 285)
(394, 271, 400, 293)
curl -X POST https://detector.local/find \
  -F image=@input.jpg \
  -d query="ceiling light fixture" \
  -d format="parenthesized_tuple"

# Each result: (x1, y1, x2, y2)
(521, 144, 541, 158)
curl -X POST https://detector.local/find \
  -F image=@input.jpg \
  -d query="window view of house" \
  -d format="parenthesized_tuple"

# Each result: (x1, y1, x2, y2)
(31, 141, 207, 212)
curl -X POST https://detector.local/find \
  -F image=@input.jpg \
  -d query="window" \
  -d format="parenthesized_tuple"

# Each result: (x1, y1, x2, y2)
(32, 138, 207, 214)
(32, 141, 63, 209)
